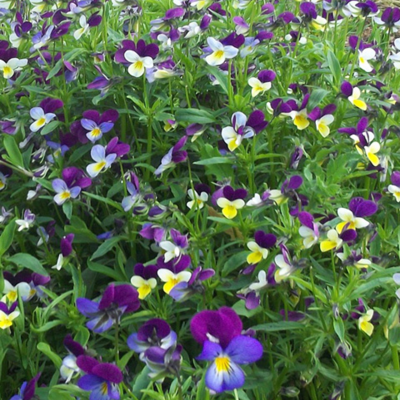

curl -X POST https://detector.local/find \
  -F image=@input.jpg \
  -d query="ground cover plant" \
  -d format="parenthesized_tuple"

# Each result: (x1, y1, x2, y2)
(1, 0, 400, 399)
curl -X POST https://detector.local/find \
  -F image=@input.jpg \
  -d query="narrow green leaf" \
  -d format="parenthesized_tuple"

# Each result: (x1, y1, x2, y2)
(7, 253, 48, 276)
(0, 219, 16, 258)
(3, 135, 24, 168)
(37, 342, 62, 368)
(90, 237, 122, 261)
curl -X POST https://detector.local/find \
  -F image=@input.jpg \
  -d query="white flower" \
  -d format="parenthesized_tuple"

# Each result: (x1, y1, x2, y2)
(274, 254, 293, 282)
(388, 184, 400, 202)
(0, 58, 27, 79)
(248, 78, 271, 98)
(315, 114, 334, 137)
(124, 50, 154, 77)
(337, 208, 369, 233)
(3, 280, 31, 302)
(52, 254, 64, 270)
(348, 87, 367, 111)
(179, 22, 201, 39)
(73, 15, 89, 40)
(246, 193, 263, 206)
(157, 269, 191, 294)
(358, 48, 375, 72)
(187, 189, 208, 209)
(299, 225, 319, 249)
(205, 37, 238, 66)
(29, 107, 56, 132)
(249, 270, 268, 291)
(86, 145, 117, 178)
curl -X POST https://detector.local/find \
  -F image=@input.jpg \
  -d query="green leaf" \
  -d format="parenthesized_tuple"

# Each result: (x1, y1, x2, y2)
(62, 201, 73, 220)
(175, 108, 216, 124)
(333, 318, 345, 342)
(90, 237, 122, 260)
(37, 342, 62, 368)
(205, 65, 228, 94)
(251, 321, 305, 331)
(3, 135, 24, 168)
(327, 50, 341, 85)
(118, 350, 135, 370)
(131, 366, 152, 397)
(222, 251, 248, 275)
(83, 191, 123, 211)
(194, 157, 233, 166)
(40, 120, 62, 136)
(308, 88, 330, 110)
(0, 219, 16, 258)
(30, 320, 63, 333)
(7, 253, 48, 275)
(87, 260, 124, 280)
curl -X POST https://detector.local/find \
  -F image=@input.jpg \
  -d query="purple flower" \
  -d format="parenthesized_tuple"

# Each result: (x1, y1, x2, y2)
(159, 229, 189, 263)
(169, 266, 215, 301)
(76, 283, 140, 333)
(154, 136, 188, 176)
(190, 307, 243, 348)
(196, 335, 263, 393)
(10, 373, 41, 400)
(52, 178, 81, 205)
(142, 344, 183, 377)
(62, 167, 92, 190)
(77, 356, 123, 400)
(139, 223, 166, 243)
(61, 234, 74, 257)
(80, 109, 119, 143)
(127, 318, 177, 353)
(60, 335, 85, 382)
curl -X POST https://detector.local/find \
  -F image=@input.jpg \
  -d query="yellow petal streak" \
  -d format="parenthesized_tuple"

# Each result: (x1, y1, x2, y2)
(215, 356, 231, 373)
(247, 251, 263, 264)
(138, 284, 151, 299)
(164, 278, 179, 294)
(222, 205, 238, 219)
(0, 315, 13, 329)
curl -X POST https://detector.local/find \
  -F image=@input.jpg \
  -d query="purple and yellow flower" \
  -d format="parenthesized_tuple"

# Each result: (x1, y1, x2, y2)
(127, 318, 177, 354)
(154, 136, 188, 176)
(187, 184, 210, 210)
(159, 229, 189, 263)
(204, 37, 239, 66)
(216, 185, 247, 219)
(52, 178, 81, 205)
(320, 228, 357, 252)
(131, 263, 158, 300)
(191, 308, 262, 393)
(298, 211, 319, 249)
(267, 175, 303, 206)
(388, 171, 400, 202)
(77, 356, 123, 400)
(115, 39, 159, 78)
(308, 104, 336, 138)
(169, 266, 215, 301)
(341, 81, 367, 111)
(29, 107, 56, 133)
(76, 283, 140, 332)
(0, 301, 19, 329)
(80, 109, 118, 143)
(248, 70, 276, 98)
(86, 145, 117, 178)
(246, 231, 276, 264)
(286, 94, 310, 130)
(3, 271, 32, 302)
(358, 309, 375, 336)
(336, 197, 377, 233)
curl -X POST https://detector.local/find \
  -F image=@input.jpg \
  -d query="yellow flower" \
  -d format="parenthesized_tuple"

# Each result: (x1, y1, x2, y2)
(217, 198, 245, 219)
(358, 309, 374, 336)
(246, 241, 269, 264)
(0, 309, 20, 329)
(130, 276, 157, 299)
(157, 269, 191, 294)
(320, 229, 342, 252)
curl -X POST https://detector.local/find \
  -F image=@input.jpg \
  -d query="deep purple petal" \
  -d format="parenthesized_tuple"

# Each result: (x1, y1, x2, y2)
(92, 364, 123, 383)
(76, 355, 99, 374)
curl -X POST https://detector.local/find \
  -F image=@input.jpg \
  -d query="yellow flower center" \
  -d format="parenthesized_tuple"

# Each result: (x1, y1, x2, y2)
(138, 283, 151, 299)
(0, 315, 13, 329)
(214, 50, 224, 59)
(359, 56, 365, 64)
(294, 115, 309, 129)
(7, 291, 17, 302)
(37, 117, 46, 127)
(247, 251, 263, 265)
(60, 191, 71, 201)
(3, 66, 12, 78)
(95, 161, 107, 172)
(100, 382, 108, 395)
(91, 127, 101, 137)
(134, 61, 143, 70)
(164, 278, 180, 294)
(215, 356, 231, 373)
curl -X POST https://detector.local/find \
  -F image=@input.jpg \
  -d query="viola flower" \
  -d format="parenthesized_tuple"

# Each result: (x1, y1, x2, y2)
(77, 356, 123, 400)
(320, 228, 357, 252)
(142, 344, 183, 378)
(300, 2, 327, 30)
(60, 335, 85, 383)
(86, 145, 117, 178)
(140, 223, 166, 244)
(246, 231, 276, 264)
(0, 57, 27, 79)
(286, 94, 310, 130)
(0, 301, 19, 329)
(80, 109, 118, 143)
(10, 373, 40, 400)
(191, 307, 262, 393)
(52, 178, 81, 205)
(267, 175, 303, 206)
(122, 173, 150, 215)
(248, 70, 276, 98)
(375, 7, 400, 32)
(3, 271, 31, 302)
(187, 184, 210, 210)
(274, 244, 298, 282)
(191, 0, 212, 10)
(298, 211, 319, 249)
(131, 263, 158, 299)
(76, 283, 140, 332)
(159, 229, 189, 263)
(29, 107, 56, 133)
(16, 209, 35, 231)
(127, 318, 177, 353)
(358, 309, 374, 336)
(115, 39, 159, 78)
(204, 37, 239, 66)
(358, 48, 376, 72)
(341, 81, 367, 111)
(169, 266, 215, 302)
(308, 104, 336, 138)
(222, 110, 267, 151)
(155, 136, 188, 176)
(157, 268, 191, 294)
(73, 13, 101, 40)
(233, 16, 249, 35)
(216, 185, 247, 219)
(336, 197, 377, 233)
(337, 250, 371, 269)
(388, 171, 400, 202)
(179, 21, 201, 38)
